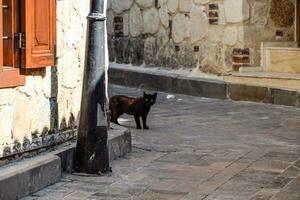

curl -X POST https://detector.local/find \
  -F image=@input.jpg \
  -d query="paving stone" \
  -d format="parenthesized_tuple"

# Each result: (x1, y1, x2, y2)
(280, 165, 300, 178)
(248, 159, 291, 173)
(215, 179, 262, 197)
(294, 159, 300, 168)
(249, 188, 280, 200)
(148, 178, 178, 191)
(271, 176, 300, 200)
(204, 193, 249, 200)
(62, 191, 93, 199)
(266, 176, 293, 189)
(138, 189, 187, 200)
(232, 169, 280, 186)
(22, 85, 300, 200)
(181, 192, 207, 200)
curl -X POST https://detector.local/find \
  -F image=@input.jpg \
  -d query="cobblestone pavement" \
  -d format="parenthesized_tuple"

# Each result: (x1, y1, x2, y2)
(23, 85, 300, 200)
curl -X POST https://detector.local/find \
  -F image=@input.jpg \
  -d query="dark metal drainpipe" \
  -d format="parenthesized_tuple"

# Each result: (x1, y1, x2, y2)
(74, 0, 110, 175)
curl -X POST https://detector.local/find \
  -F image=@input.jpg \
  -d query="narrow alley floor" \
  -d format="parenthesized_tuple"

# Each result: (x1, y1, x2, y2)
(23, 85, 300, 200)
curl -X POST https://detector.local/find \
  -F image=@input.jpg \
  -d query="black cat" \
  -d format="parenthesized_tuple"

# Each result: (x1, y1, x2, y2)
(109, 92, 157, 129)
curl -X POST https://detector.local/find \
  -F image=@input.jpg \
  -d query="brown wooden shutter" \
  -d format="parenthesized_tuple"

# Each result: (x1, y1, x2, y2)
(22, 0, 56, 68)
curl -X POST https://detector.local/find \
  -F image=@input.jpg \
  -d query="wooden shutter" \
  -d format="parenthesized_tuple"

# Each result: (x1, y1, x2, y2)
(22, 0, 56, 68)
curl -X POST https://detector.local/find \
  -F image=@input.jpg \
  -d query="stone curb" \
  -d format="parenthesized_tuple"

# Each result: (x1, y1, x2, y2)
(0, 125, 131, 200)
(109, 66, 227, 99)
(108, 66, 300, 108)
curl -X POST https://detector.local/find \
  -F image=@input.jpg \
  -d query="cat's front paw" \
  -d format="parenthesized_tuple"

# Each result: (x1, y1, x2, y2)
(144, 126, 149, 130)
(137, 126, 142, 129)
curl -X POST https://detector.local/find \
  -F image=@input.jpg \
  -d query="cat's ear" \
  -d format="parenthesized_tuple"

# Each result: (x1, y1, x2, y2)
(154, 92, 157, 98)
(143, 92, 146, 97)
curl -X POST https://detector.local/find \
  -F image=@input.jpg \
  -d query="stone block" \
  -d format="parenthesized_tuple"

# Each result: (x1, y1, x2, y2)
(175, 78, 227, 99)
(177, 44, 197, 69)
(129, 4, 143, 37)
(143, 7, 160, 34)
(136, 0, 154, 8)
(111, 0, 133, 14)
(114, 37, 130, 64)
(228, 84, 271, 103)
(251, 2, 268, 25)
(156, 27, 169, 48)
(271, 89, 300, 107)
(144, 37, 158, 66)
(130, 37, 145, 66)
(108, 37, 116, 62)
(224, 0, 249, 23)
(223, 26, 238, 46)
(108, 66, 227, 99)
(190, 5, 208, 43)
(0, 155, 61, 200)
(167, 0, 178, 13)
(108, 126, 132, 160)
(265, 47, 300, 73)
(172, 13, 190, 43)
(159, 4, 169, 28)
(55, 145, 75, 173)
(156, 41, 179, 69)
(178, 0, 193, 12)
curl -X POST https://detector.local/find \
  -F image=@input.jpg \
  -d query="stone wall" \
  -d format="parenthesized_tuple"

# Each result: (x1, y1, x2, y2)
(0, 0, 89, 158)
(107, 0, 295, 74)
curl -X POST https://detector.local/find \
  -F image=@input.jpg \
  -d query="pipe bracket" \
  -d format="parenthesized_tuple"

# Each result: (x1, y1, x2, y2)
(87, 13, 106, 21)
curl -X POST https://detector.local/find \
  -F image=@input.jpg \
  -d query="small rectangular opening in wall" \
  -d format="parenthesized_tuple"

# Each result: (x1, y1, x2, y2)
(169, 20, 172, 39)
(208, 3, 219, 25)
(114, 16, 124, 37)
(155, 0, 159, 8)
(232, 48, 251, 71)
(276, 31, 283, 37)
(209, 4, 219, 10)
(175, 45, 180, 52)
(275, 30, 283, 40)
(209, 11, 218, 18)
(194, 46, 199, 52)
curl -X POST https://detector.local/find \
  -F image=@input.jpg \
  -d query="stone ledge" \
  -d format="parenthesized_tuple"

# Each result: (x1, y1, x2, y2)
(108, 124, 132, 161)
(108, 65, 300, 108)
(0, 154, 61, 200)
(109, 65, 227, 99)
(0, 125, 131, 200)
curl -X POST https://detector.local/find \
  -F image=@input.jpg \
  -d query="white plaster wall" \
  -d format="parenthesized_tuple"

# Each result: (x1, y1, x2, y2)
(0, 0, 90, 155)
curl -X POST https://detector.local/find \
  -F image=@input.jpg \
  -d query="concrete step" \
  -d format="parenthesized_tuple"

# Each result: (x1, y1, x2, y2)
(108, 64, 300, 108)
(0, 125, 131, 200)
(225, 71, 300, 92)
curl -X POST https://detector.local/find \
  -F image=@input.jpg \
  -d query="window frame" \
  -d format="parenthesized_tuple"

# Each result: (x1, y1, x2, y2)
(0, 0, 57, 89)
(0, 0, 25, 89)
